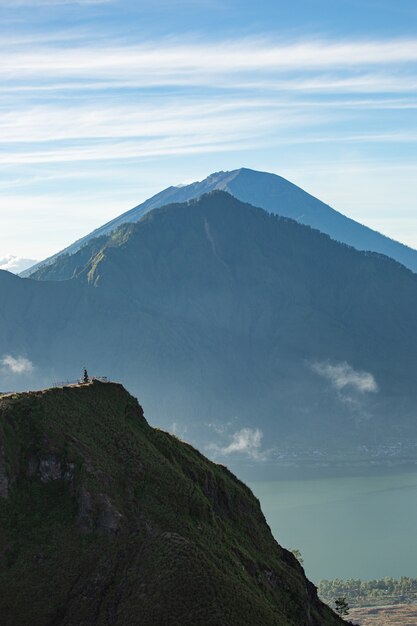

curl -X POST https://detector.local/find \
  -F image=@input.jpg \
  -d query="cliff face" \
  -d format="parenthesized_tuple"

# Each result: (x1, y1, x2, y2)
(0, 381, 346, 626)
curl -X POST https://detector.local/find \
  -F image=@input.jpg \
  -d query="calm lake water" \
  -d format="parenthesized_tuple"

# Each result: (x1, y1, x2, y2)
(250, 472, 417, 582)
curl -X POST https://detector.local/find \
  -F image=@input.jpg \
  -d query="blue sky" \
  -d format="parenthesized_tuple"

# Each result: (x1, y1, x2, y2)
(1, 0, 417, 264)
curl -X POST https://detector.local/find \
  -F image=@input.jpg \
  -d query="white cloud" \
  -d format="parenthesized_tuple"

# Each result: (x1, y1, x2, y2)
(0, 99, 312, 166)
(0, 254, 37, 273)
(2, 39, 417, 84)
(0, 37, 415, 171)
(0, 36, 415, 171)
(1, 355, 34, 375)
(210, 427, 267, 460)
(0, 99, 305, 144)
(311, 361, 378, 393)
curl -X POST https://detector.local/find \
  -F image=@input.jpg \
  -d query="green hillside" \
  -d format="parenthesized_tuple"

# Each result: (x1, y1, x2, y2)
(0, 381, 346, 625)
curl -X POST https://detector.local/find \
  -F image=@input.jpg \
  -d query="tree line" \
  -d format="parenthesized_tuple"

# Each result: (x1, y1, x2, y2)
(318, 577, 417, 607)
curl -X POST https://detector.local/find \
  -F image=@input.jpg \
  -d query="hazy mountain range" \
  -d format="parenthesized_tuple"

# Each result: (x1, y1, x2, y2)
(3, 186, 417, 477)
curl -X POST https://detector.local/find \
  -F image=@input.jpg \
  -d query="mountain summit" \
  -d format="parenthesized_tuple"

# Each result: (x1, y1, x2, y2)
(0, 380, 345, 626)
(22, 168, 417, 277)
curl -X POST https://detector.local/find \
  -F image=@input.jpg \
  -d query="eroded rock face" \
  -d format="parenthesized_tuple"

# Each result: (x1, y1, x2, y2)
(30, 455, 75, 484)
(77, 485, 95, 533)
(97, 494, 123, 535)
(77, 486, 123, 535)
(0, 442, 8, 498)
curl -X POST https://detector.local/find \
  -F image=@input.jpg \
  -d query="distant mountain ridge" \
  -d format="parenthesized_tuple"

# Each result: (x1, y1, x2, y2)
(4, 192, 417, 478)
(22, 167, 417, 277)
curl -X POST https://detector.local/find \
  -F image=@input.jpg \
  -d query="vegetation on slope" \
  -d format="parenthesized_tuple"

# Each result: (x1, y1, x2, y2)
(0, 381, 347, 625)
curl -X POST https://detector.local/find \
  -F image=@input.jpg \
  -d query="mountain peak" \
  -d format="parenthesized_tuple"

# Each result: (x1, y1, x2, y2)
(22, 166, 417, 278)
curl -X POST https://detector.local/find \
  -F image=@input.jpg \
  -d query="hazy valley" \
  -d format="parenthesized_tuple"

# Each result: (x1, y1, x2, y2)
(3, 177, 417, 481)
(2, 168, 417, 624)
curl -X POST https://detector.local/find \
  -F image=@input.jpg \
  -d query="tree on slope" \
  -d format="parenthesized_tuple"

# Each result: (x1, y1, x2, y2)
(335, 596, 350, 616)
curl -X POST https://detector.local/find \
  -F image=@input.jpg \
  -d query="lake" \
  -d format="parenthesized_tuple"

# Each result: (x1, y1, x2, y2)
(250, 471, 417, 582)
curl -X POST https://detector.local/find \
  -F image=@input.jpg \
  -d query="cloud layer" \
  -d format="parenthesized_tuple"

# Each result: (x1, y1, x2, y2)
(3, 39, 417, 83)
(2, 26, 417, 258)
(1, 35, 416, 169)
(1, 37, 416, 172)
(311, 361, 378, 393)
(0, 254, 37, 273)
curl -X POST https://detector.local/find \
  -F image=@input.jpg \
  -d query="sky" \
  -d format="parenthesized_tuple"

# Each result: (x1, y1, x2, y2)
(1, 0, 417, 264)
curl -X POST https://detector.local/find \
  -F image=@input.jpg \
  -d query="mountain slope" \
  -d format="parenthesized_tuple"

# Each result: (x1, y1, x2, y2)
(3, 192, 417, 475)
(23, 168, 417, 278)
(0, 380, 346, 626)
(223, 168, 417, 272)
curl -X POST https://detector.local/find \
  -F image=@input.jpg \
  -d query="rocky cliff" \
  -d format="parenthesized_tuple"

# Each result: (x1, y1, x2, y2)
(0, 381, 347, 625)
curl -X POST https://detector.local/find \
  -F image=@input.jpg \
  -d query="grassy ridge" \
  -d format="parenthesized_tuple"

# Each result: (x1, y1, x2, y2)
(0, 381, 346, 625)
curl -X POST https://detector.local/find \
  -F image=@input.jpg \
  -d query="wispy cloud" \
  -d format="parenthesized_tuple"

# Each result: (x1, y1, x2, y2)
(1, 31, 417, 258)
(2, 39, 417, 83)
(0, 99, 315, 165)
(311, 361, 378, 393)
(1, 355, 34, 374)
(0, 99, 306, 143)
(0, 36, 415, 169)
(209, 427, 268, 460)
